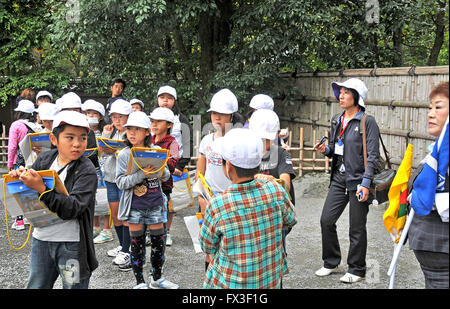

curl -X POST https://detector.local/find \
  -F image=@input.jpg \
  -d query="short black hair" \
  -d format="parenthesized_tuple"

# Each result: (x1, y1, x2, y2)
(111, 78, 126, 90)
(222, 158, 260, 178)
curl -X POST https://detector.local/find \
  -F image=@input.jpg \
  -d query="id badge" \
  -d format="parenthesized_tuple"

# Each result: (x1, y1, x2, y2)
(335, 139, 344, 156)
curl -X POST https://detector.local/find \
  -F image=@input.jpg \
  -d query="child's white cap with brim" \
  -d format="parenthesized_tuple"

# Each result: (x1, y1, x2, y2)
(36, 90, 53, 101)
(249, 109, 280, 141)
(52, 111, 90, 131)
(130, 99, 145, 109)
(249, 94, 274, 111)
(36, 103, 58, 121)
(82, 99, 105, 116)
(213, 128, 263, 169)
(157, 86, 177, 100)
(14, 100, 35, 114)
(124, 111, 151, 129)
(109, 99, 132, 115)
(58, 92, 82, 111)
(149, 107, 175, 123)
(207, 88, 238, 114)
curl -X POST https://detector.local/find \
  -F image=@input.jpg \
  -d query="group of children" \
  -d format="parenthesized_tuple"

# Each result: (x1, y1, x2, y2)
(7, 83, 297, 289)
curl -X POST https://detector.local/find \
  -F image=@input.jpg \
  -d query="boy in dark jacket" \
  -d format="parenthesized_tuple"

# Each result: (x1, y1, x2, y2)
(10, 111, 98, 289)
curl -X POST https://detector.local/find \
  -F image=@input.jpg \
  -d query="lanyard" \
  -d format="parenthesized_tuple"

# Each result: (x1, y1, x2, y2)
(338, 109, 359, 139)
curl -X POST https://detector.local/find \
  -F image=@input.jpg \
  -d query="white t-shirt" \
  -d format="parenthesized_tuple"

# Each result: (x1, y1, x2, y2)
(198, 133, 232, 193)
(32, 158, 80, 242)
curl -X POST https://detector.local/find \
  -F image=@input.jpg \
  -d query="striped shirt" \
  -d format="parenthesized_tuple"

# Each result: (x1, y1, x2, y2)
(199, 179, 297, 289)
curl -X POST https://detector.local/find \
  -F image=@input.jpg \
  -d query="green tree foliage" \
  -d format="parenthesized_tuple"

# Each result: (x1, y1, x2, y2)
(1, 0, 448, 112)
(0, 0, 71, 106)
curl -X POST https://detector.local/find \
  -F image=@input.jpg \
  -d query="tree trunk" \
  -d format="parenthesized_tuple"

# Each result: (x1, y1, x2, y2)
(427, 0, 447, 66)
(392, 26, 403, 67)
(198, 0, 233, 88)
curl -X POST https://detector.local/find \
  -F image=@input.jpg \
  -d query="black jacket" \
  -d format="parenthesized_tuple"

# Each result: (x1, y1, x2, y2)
(31, 149, 99, 279)
(325, 110, 380, 190)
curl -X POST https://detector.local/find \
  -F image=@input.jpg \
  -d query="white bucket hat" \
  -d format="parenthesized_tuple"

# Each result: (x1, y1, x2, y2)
(109, 99, 132, 115)
(59, 92, 82, 111)
(213, 128, 263, 169)
(36, 103, 58, 121)
(52, 110, 90, 131)
(82, 99, 105, 116)
(207, 88, 238, 114)
(125, 111, 151, 129)
(249, 109, 280, 141)
(150, 107, 175, 123)
(14, 100, 35, 114)
(249, 94, 274, 111)
(157, 86, 177, 100)
(36, 90, 53, 102)
(331, 78, 368, 109)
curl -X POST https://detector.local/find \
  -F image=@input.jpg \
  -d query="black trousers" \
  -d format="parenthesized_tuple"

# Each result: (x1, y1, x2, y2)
(320, 172, 370, 277)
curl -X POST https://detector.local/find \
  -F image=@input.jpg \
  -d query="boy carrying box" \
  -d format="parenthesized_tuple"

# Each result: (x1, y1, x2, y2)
(9, 111, 99, 289)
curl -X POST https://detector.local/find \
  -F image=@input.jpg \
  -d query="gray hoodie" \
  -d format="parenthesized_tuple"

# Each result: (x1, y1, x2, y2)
(115, 146, 170, 221)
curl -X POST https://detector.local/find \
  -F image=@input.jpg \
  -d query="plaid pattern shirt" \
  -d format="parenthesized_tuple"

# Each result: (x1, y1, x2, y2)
(199, 179, 297, 289)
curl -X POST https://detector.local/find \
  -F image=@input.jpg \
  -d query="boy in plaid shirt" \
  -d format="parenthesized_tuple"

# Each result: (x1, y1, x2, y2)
(199, 128, 297, 289)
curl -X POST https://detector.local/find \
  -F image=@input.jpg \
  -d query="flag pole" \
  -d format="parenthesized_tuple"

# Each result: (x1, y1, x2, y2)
(387, 209, 415, 282)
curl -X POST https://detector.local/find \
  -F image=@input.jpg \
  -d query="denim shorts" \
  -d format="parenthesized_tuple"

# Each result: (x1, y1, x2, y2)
(105, 181, 122, 203)
(128, 205, 166, 225)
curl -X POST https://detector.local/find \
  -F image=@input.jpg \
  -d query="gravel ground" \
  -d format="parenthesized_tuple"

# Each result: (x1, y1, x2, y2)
(0, 172, 425, 289)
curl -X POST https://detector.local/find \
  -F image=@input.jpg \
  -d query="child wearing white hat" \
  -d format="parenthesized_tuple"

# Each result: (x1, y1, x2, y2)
(9, 110, 98, 288)
(36, 103, 58, 132)
(35, 90, 53, 106)
(249, 109, 297, 256)
(115, 111, 178, 289)
(155, 86, 193, 177)
(81, 99, 112, 244)
(199, 128, 297, 288)
(244, 94, 275, 128)
(196, 88, 240, 271)
(130, 99, 144, 112)
(101, 99, 133, 266)
(149, 107, 181, 247)
(58, 92, 82, 112)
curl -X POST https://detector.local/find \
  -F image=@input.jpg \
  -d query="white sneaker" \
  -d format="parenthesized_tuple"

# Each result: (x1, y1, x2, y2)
(133, 283, 148, 289)
(107, 246, 122, 257)
(113, 251, 130, 266)
(149, 277, 179, 289)
(165, 233, 173, 246)
(340, 272, 364, 283)
(315, 265, 344, 277)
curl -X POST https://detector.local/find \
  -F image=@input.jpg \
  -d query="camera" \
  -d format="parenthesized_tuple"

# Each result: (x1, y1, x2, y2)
(317, 136, 328, 146)
(357, 184, 364, 201)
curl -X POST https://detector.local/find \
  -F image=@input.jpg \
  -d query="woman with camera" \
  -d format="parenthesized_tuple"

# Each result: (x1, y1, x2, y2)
(314, 78, 380, 283)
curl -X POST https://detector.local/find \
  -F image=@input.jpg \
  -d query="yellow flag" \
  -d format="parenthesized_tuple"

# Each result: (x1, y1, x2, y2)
(383, 144, 414, 243)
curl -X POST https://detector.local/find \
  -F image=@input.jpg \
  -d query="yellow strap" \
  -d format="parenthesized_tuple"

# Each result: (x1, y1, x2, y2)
(2, 172, 60, 250)
(130, 148, 169, 177)
(84, 148, 98, 158)
(3, 181, 32, 250)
